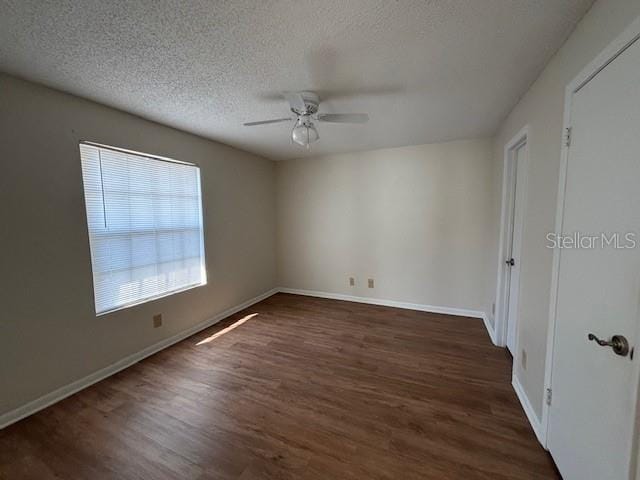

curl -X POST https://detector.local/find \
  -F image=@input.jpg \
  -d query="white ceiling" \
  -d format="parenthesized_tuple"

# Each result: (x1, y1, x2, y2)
(0, 0, 593, 160)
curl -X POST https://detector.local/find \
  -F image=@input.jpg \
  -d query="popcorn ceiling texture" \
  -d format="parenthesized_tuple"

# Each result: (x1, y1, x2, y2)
(0, 0, 593, 160)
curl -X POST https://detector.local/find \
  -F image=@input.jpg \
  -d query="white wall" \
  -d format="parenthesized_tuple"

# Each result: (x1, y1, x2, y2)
(0, 74, 277, 417)
(492, 0, 640, 419)
(276, 139, 498, 317)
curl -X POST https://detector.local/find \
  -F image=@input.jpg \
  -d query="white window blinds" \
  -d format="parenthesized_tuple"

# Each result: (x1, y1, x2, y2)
(79, 143, 206, 315)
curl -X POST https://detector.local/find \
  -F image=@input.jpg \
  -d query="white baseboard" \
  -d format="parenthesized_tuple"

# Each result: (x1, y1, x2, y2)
(482, 314, 498, 345)
(512, 373, 546, 447)
(0, 288, 279, 430)
(278, 287, 486, 319)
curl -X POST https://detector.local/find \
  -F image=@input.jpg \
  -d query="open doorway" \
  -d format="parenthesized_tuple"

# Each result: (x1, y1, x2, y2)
(495, 127, 529, 355)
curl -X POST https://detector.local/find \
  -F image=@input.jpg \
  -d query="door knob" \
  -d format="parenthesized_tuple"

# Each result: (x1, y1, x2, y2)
(587, 333, 630, 357)
(506, 258, 515, 266)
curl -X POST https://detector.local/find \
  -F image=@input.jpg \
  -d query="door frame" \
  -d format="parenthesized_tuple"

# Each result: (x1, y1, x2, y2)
(542, 15, 640, 473)
(494, 126, 529, 349)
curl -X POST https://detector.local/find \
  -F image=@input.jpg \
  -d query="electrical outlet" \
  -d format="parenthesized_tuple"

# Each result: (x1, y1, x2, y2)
(153, 314, 163, 328)
(349, 277, 355, 286)
(368, 278, 374, 288)
(521, 349, 527, 370)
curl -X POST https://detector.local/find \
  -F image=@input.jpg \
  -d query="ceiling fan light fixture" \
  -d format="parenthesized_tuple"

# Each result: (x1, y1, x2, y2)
(244, 91, 368, 147)
(291, 117, 319, 148)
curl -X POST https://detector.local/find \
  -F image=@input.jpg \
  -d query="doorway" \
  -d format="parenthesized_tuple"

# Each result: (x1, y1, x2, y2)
(495, 127, 528, 355)
(544, 19, 640, 480)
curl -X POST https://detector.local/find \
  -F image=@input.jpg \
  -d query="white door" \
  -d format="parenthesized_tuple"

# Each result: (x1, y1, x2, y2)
(547, 36, 640, 480)
(505, 141, 527, 354)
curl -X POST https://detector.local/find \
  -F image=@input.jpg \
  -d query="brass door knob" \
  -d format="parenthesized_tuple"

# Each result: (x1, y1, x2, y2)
(588, 333, 630, 357)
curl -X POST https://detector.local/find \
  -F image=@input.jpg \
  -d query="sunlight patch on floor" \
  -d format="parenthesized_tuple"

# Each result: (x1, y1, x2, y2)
(196, 313, 258, 345)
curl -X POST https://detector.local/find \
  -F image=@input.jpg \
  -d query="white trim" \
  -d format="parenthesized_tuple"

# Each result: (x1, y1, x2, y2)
(494, 125, 529, 350)
(482, 313, 498, 345)
(0, 288, 279, 429)
(512, 373, 545, 446)
(543, 15, 640, 474)
(278, 287, 487, 320)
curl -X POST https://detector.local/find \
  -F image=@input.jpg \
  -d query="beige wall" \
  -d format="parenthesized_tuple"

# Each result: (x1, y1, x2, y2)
(0, 74, 277, 416)
(493, 0, 640, 419)
(276, 139, 498, 317)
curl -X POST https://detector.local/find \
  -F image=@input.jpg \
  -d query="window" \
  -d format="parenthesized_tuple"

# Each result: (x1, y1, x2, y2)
(79, 142, 206, 315)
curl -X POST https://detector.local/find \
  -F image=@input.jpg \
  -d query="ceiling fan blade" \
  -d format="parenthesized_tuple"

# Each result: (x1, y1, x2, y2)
(283, 91, 307, 113)
(317, 113, 369, 124)
(243, 117, 293, 126)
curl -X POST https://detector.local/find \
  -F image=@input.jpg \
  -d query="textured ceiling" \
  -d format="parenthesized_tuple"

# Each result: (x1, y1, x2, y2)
(0, 0, 594, 160)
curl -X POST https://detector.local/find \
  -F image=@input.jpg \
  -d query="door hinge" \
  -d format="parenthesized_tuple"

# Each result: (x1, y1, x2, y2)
(546, 388, 552, 406)
(565, 127, 572, 147)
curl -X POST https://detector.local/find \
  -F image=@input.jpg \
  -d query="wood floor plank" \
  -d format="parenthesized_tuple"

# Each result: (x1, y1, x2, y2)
(0, 293, 559, 479)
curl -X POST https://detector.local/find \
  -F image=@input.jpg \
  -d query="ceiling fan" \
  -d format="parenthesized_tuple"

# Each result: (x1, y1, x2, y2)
(243, 91, 369, 148)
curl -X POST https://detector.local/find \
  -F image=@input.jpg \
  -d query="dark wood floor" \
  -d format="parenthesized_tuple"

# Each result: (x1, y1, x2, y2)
(0, 293, 559, 479)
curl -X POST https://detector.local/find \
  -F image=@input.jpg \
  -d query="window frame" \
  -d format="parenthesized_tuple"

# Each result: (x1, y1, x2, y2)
(79, 141, 207, 316)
